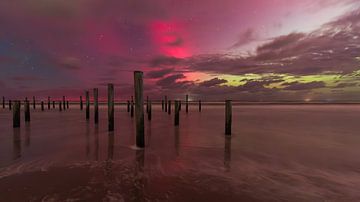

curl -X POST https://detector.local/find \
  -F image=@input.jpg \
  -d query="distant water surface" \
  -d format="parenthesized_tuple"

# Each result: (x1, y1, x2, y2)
(0, 105, 360, 201)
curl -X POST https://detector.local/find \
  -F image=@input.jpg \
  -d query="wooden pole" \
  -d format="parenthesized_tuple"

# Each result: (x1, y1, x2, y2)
(33, 96, 35, 109)
(127, 100, 130, 112)
(41, 101, 44, 111)
(165, 96, 168, 112)
(13, 101, 20, 128)
(186, 94, 189, 113)
(131, 100, 134, 118)
(146, 96, 149, 113)
(86, 91, 90, 120)
(179, 100, 181, 111)
(25, 100, 30, 122)
(80, 96, 83, 110)
(59, 101, 62, 111)
(175, 100, 180, 126)
(134, 71, 144, 148)
(52, 101, 55, 109)
(94, 88, 99, 124)
(168, 100, 171, 115)
(9, 100, 12, 110)
(108, 84, 114, 131)
(225, 100, 232, 135)
(48, 96, 51, 109)
(67, 101, 69, 109)
(2, 96, 5, 108)
(148, 100, 152, 121)
(161, 100, 164, 111)
(63, 96, 66, 110)
(199, 100, 202, 112)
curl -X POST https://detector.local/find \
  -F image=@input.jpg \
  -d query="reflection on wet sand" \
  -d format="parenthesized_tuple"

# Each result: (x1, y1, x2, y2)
(94, 125, 99, 161)
(224, 136, 231, 171)
(85, 123, 90, 157)
(24, 123, 30, 147)
(175, 127, 180, 156)
(13, 128, 21, 160)
(133, 149, 146, 201)
(108, 131, 114, 160)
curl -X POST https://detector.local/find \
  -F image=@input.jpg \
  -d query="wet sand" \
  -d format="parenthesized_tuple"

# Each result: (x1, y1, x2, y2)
(1, 105, 360, 201)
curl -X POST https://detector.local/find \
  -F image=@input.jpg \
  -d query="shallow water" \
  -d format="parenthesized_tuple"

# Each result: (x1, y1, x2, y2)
(1, 105, 360, 201)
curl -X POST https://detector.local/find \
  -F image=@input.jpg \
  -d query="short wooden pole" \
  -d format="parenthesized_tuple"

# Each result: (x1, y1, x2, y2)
(168, 100, 171, 115)
(131, 100, 134, 117)
(161, 100, 164, 111)
(25, 100, 30, 122)
(146, 96, 149, 113)
(199, 100, 202, 112)
(41, 101, 44, 111)
(63, 96, 66, 110)
(48, 96, 51, 109)
(127, 100, 130, 112)
(9, 100, 12, 110)
(80, 96, 83, 110)
(67, 101, 69, 109)
(32, 96, 36, 109)
(108, 84, 114, 131)
(2, 96, 5, 108)
(52, 101, 55, 109)
(179, 101, 181, 111)
(148, 100, 152, 121)
(225, 100, 232, 135)
(59, 101, 62, 111)
(86, 91, 90, 120)
(186, 94, 189, 113)
(175, 100, 180, 126)
(13, 101, 20, 128)
(94, 88, 99, 124)
(134, 71, 144, 148)
(165, 96, 168, 112)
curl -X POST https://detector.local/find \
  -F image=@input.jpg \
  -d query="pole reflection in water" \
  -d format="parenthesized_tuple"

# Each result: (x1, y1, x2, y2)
(133, 149, 146, 201)
(146, 121, 152, 147)
(85, 123, 90, 158)
(24, 122, 31, 147)
(108, 131, 114, 160)
(174, 127, 180, 157)
(224, 136, 232, 171)
(13, 128, 21, 160)
(94, 125, 99, 161)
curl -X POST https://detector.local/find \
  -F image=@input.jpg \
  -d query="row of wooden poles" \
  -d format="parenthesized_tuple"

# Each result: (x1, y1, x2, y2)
(3, 71, 233, 148)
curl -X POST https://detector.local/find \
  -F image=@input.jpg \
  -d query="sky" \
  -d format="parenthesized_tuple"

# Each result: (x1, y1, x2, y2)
(1, 0, 360, 101)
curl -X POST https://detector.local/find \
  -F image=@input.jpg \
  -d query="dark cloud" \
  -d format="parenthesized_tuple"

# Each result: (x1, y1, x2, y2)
(166, 36, 184, 47)
(282, 81, 326, 91)
(334, 82, 358, 88)
(199, 78, 227, 87)
(149, 55, 182, 67)
(230, 28, 257, 48)
(146, 68, 174, 79)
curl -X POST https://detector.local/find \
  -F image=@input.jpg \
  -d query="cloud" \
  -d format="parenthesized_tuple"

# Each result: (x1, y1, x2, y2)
(334, 82, 358, 88)
(282, 81, 326, 90)
(146, 68, 174, 79)
(199, 77, 227, 87)
(149, 55, 182, 67)
(230, 28, 257, 48)
(11, 76, 43, 81)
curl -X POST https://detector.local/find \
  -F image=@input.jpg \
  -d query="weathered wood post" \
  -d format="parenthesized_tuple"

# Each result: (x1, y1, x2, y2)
(59, 101, 62, 111)
(41, 101, 44, 111)
(131, 100, 134, 118)
(86, 91, 90, 120)
(48, 96, 51, 109)
(80, 96, 83, 110)
(168, 100, 171, 115)
(63, 96, 66, 110)
(108, 84, 114, 131)
(225, 100, 232, 135)
(146, 96, 149, 113)
(32, 96, 36, 109)
(165, 96, 168, 112)
(199, 100, 202, 112)
(94, 88, 99, 124)
(25, 100, 30, 122)
(186, 94, 189, 113)
(13, 101, 20, 128)
(9, 100, 12, 110)
(2, 96, 5, 108)
(52, 101, 55, 109)
(175, 100, 180, 126)
(134, 71, 144, 148)
(148, 100, 152, 121)
(179, 100, 182, 111)
(67, 101, 69, 109)
(161, 99, 164, 111)
(127, 100, 130, 112)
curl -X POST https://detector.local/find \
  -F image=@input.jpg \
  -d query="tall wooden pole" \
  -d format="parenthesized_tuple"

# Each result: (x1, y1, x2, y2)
(175, 100, 180, 126)
(108, 84, 114, 131)
(13, 101, 20, 128)
(186, 94, 189, 113)
(134, 71, 144, 148)
(225, 100, 232, 135)
(94, 88, 99, 124)
(86, 91, 90, 120)
(25, 100, 30, 122)
(80, 96, 83, 110)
